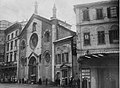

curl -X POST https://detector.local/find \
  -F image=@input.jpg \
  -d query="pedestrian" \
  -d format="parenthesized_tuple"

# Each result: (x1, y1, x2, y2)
(45, 78, 48, 85)
(39, 78, 42, 85)
(77, 78, 80, 88)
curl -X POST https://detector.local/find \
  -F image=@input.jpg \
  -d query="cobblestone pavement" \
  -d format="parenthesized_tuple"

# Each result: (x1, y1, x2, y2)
(0, 83, 64, 88)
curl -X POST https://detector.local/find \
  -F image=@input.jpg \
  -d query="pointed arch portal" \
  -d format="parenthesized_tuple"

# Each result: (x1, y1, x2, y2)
(28, 56, 37, 83)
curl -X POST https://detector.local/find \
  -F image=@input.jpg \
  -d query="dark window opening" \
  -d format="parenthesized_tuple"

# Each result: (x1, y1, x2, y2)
(107, 6, 118, 18)
(98, 31, 105, 44)
(32, 22, 37, 32)
(83, 9, 90, 21)
(109, 30, 119, 44)
(96, 8, 103, 20)
(44, 31, 50, 42)
(84, 32, 90, 45)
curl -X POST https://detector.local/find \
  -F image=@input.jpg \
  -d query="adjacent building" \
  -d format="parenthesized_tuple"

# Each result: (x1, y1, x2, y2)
(74, 1, 118, 88)
(0, 22, 22, 82)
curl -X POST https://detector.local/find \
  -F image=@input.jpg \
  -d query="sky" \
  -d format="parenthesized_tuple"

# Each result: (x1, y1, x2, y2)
(0, 0, 111, 31)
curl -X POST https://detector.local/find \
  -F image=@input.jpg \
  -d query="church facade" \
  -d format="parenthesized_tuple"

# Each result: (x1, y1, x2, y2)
(18, 4, 77, 84)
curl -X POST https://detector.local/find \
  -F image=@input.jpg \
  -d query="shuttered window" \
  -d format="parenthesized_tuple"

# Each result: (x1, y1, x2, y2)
(107, 6, 118, 18)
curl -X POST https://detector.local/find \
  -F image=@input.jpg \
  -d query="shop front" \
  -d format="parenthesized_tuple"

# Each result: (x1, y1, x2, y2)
(78, 53, 119, 88)
(0, 65, 17, 83)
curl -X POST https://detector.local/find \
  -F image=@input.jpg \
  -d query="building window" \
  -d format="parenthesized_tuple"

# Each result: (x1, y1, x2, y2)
(14, 51, 17, 62)
(109, 29, 119, 44)
(107, 6, 118, 18)
(15, 39, 17, 47)
(45, 53, 50, 63)
(7, 43, 9, 51)
(62, 53, 64, 63)
(98, 31, 105, 44)
(7, 35, 10, 40)
(56, 54, 61, 64)
(32, 22, 37, 32)
(62, 70, 67, 78)
(96, 8, 103, 20)
(21, 40, 26, 50)
(15, 30, 18, 36)
(84, 32, 90, 45)
(6, 53, 9, 62)
(44, 31, 50, 42)
(11, 41, 13, 50)
(11, 33, 14, 38)
(10, 52, 13, 62)
(82, 68, 91, 88)
(83, 9, 90, 21)
(62, 53, 69, 63)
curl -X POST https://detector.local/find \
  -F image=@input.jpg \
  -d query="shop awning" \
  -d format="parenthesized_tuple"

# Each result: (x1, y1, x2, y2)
(78, 53, 118, 63)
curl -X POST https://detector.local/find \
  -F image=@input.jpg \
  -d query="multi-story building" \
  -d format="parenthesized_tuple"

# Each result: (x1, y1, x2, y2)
(0, 20, 12, 63)
(0, 22, 22, 83)
(0, 20, 12, 30)
(74, 1, 118, 88)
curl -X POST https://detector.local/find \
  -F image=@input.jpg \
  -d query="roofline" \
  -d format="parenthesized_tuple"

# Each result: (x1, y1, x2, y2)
(53, 36, 73, 43)
(19, 14, 52, 37)
(74, 0, 118, 9)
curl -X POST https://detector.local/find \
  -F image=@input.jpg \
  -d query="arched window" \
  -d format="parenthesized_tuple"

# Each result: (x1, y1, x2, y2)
(44, 31, 50, 42)
(32, 22, 37, 32)
(109, 25, 119, 44)
(45, 52, 50, 63)
(21, 40, 26, 50)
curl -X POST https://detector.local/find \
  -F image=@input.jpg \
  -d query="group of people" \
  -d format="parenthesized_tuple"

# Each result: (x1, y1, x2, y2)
(69, 77, 80, 88)
(54, 76, 80, 88)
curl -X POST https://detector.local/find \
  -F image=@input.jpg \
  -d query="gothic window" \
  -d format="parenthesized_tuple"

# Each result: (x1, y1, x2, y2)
(83, 9, 90, 21)
(107, 6, 118, 18)
(32, 22, 37, 32)
(84, 32, 90, 45)
(62, 53, 69, 63)
(109, 25, 119, 44)
(44, 31, 50, 42)
(21, 40, 26, 50)
(98, 31, 105, 44)
(45, 53, 50, 63)
(96, 8, 103, 20)
(56, 54, 61, 64)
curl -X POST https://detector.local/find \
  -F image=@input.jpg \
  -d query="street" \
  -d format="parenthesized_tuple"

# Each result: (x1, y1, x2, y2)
(0, 83, 63, 88)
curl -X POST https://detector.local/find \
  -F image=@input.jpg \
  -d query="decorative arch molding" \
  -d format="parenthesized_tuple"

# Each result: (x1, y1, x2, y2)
(82, 27, 90, 33)
(20, 39, 26, 51)
(43, 50, 51, 66)
(96, 26, 105, 31)
(110, 25, 118, 30)
(44, 29, 51, 42)
(56, 44, 70, 54)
